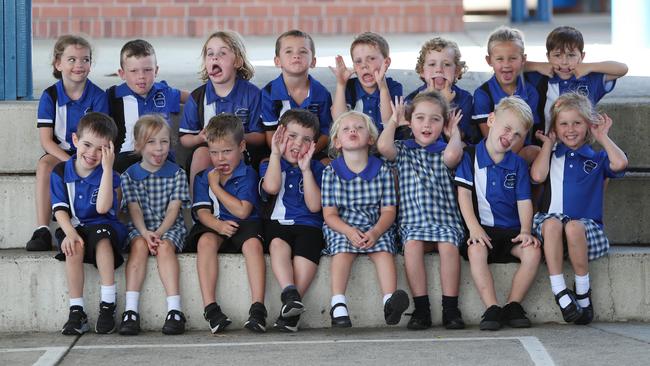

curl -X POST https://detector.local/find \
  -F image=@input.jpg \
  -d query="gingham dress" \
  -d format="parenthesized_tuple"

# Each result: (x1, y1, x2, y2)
(533, 213, 609, 261)
(321, 156, 398, 255)
(395, 140, 465, 246)
(121, 161, 191, 251)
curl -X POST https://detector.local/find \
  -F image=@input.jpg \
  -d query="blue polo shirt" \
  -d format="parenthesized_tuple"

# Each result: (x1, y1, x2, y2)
(192, 160, 260, 222)
(180, 78, 263, 135)
(261, 74, 332, 136)
(50, 157, 126, 244)
(109, 81, 181, 153)
(345, 77, 402, 132)
(454, 140, 531, 230)
(37, 79, 109, 151)
(405, 83, 476, 144)
(259, 158, 325, 228)
(540, 143, 624, 228)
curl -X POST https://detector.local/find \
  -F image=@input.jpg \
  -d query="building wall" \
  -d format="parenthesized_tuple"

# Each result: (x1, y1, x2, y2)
(32, 0, 464, 38)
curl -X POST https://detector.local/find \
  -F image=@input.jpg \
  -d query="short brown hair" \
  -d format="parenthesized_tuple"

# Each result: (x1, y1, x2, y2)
(120, 39, 156, 68)
(350, 32, 390, 58)
(51, 34, 92, 79)
(546, 26, 584, 54)
(205, 113, 245, 144)
(200, 30, 254, 82)
(279, 109, 320, 140)
(415, 37, 468, 82)
(133, 114, 171, 153)
(77, 112, 118, 143)
(275, 29, 315, 57)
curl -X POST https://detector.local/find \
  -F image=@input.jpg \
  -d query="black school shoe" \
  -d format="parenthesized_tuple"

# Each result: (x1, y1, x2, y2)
(554, 288, 583, 323)
(442, 307, 465, 329)
(574, 288, 594, 325)
(204, 303, 232, 334)
(162, 310, 186, 335)
(244, 302, 267, 333)
(118, 310, 141, 335)
(479, 305, 502, 331)
(96, 302, 117, 334)
(384, 290, 409, 325)
(501, 302, 532, 328)
(61, 306, 90, 335)
(273, 314, 300, 333)
(280, 288, 305, 318)
(406, 307, 432, 330)
(330, 303, 352, 328)
(26, 227, 52, 251)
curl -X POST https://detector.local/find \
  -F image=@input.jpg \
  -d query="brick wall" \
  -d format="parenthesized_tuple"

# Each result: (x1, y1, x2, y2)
(32, 0, 464, 38)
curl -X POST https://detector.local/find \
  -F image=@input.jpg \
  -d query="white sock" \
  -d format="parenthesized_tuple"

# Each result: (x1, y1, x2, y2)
(70, 297, 84, 309)
(382, 293, 392, 305)
(575, 273, 591, 307)
(100, 284, 116, 304)
(125, 291, 140, 312)
(331, 294, 348, 318)
(37, 225, 49, 230)
(550, 274, 570, 308)
(167, 295, 182, 312)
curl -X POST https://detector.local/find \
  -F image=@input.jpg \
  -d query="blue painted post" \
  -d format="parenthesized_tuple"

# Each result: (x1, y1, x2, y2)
(0, 1, 4, 101)
(536, 0, 553, 22)
(511, 0, 527, 23)
(612, 0, 650, 48)
(16, 0, 33, 99)
(1, 0, 33, 100)
(3, 0, 18, 100)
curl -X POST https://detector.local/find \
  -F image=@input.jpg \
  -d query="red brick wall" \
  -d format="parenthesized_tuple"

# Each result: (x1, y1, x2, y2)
(32, 0, 464, 38)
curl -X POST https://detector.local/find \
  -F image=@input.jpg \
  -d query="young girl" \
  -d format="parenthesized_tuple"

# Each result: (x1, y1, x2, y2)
(406, 37, 477, 144)
(531, 92, 627, 325)
(321, 111, 409, 328)
(27, 35, 109, 251)
(377, 92, 465, 330)
(119, 115, 191, 335)
(179, 30, 266, 192)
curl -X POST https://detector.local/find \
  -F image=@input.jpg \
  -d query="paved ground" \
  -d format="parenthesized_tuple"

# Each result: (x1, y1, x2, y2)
(2, 323, 649, 366)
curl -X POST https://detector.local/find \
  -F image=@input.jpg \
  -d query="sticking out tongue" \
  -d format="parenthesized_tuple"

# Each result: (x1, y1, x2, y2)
(362, 73, 374, 83)
(153, 155, 163, 165)
(209, 64, 222, 77)
(433, 77, 446, 89)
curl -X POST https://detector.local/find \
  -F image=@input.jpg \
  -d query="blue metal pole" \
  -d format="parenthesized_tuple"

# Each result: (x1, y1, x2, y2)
(511, 0, 527, 23)
(3, 0, 18, 100)
(16, 0, 33, 99)
(536, 0, 553, 22)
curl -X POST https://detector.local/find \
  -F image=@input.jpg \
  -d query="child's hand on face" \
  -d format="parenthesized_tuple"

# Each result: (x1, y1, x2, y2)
(329, 55, 355, 86)
(61, 233, 84, 257)
(512, 232, 540, 248)
(571, 63, 590, 79)
(539, 63, 557, 78)
(270, 125, 287, 157)
(298, 141, 316, 172)
(374, 59, 390, 90)
(216, 220, 239, 238)
(388, 96, 407, 127)
(535, 130, 556, 145)
(467, 225, 492, 249)
(101, 141, 115, 171)
(591, 113, 612, 142)
(208, 168, 221, 188)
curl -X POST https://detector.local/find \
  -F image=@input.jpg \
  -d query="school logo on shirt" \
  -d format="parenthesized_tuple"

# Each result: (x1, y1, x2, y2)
(576, 84, 590, 97)
(90, 189, 99, 205)
(235, 108, 250, 126)
(504, 173, 517, 189)
(584, 160, 598, 174)
(153, 92, 166, 108)
(307, 103, 320, 116)
(299, 178, 304, 194)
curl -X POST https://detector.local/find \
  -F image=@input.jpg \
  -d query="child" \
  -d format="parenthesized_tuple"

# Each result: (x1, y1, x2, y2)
(330, 32, 402, 134)
(454, 97, 541, 331)
(260, 109, 326, 332)
(51, 112, 127, 335)
(179, 31, 265, 190)
(261, 30, 332, 159)
(473, 26, 542, 160)
(377, 92, 465, 330)
(107, 39, 189, 173)
(322, 111, 409, 328)
(531, 92, 627, 325)
(406, 37, 477, 144)
(184, 114, 267, 333)
(27, 35, 109, 252)
(525, 26, 628, 132)
(119, 115, 190, 335)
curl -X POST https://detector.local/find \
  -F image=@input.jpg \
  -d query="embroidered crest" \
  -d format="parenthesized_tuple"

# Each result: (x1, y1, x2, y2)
(584, 160, 597, 174)
(153, 92, 166, 108)
(90, 189, 99, 204)
(504, 173, 516, 189)
(307, 103, 320, 116)
(235, 108, 250, 125)
(299, 178, 304, 194)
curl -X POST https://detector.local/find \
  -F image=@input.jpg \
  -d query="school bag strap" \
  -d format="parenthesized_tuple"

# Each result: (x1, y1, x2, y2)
(190, 84, 208, 127)
(106, 85, 127, 154)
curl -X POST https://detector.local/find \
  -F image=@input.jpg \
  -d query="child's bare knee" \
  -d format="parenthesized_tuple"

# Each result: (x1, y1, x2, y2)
(467, 244, 488, 261)
(542, 218, 563, 235)
(157, 241, 177, 257)
(565, 220, 586, 240)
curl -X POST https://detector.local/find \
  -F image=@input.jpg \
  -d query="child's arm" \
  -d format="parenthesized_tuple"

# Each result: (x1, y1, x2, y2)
(96, 142, 116, 214)
(574, 61, 628, 81)
(592, 113, 628, 172)
(329, 55, 354, 121)
(126, 201, 161, 254)
(513, 199, 540, 248)
(360, 205, 396, 249)
(155, 200, 183, 237)
(179, 89, 190, 104)
(376, 60, 396, 125)
(38, 128, 72, 162)
(530, 130, 556, 183)
(261, 126, 286, 195)
(196, 208, 239, 238)
(443, 109, 464, 169)
(207, 169, 254, 219)
(376, 96, 404, 162)
(54, 210, 85, 257)
(298, 142, 321, 213)
(524, 61, 555, 77)
(179, 96, 206, 148)
(457, 186, 492, 248)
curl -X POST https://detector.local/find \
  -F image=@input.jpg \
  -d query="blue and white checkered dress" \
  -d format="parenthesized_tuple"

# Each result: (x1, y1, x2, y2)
(395, 140, 464, 246)
(321, 156, 398, 254)
(121, 161, 191, 251)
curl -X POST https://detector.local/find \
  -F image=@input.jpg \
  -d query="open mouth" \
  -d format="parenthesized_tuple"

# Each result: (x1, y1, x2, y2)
(500, 70, 514, 81)
(151, 154, 164, 165)
(361, 73, 374, 84)
(432, 76, 447, 89)
(217, 163, 230, 172)
(208, 64, 223, 78)
(499, 137, 510, 149)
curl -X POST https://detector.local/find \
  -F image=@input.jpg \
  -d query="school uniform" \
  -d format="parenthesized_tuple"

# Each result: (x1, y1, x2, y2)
(454, 140, 532, 262)
(394, 139, 465, 246)
(50, 157, 127, 267)
(321, 156, 397, 254)
(345, 77, 402, 133)
(259, 158, 326, 264)
(533, 143, 625, 260)
(121, 161, 190, 252)
(37, 79, 109, 152)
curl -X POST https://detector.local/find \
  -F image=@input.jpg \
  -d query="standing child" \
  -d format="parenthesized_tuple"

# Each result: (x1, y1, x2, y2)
(51, 113, 126, 335)
(377, 92, 465, 330)
(531, 92, 627, 325)
(119, 115, 190, 335)
(322, 111, 409, 328)
(27, 35, 109, 251)
(107, 39, 189, 173)
(261, 30, 332, 160)
(406, 37, 477, 144)
(260, 110, 326, 332)
(454, 97, 541, 331)
(184, 114, 267, 333)
(330, 32, 402, 134)
(180, 31, 265, 190)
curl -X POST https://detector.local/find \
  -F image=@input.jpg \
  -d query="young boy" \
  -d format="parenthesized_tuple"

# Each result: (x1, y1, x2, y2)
(330, 32, 402, 133)
(261, 30, 332, 159)
(184, 114, 267, 333)
(106, 39, 189, 173)
(51, 112, 127, 335)
(454, 97, 541, 331)
(260, 109, 326, 332)
(525, 26, 628, 133)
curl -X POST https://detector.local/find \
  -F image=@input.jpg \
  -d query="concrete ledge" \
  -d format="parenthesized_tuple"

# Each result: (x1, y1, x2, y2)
(1, 247, 649, 332)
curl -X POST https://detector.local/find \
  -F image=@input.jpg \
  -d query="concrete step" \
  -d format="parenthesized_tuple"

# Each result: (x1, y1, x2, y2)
(2, 246, 649, 332)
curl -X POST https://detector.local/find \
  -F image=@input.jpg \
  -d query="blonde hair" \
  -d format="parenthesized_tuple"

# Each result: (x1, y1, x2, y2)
(415, 37, 468, 81)
(51, 34, 92, 79)
(487, 26, 525, 54)
(199, 30, 254, 82)
(494, 96, 534, 132)
(133, 114, 171, 153)
(328, 111, 378, 158)
(550, 92, 596, 144)
(406, 91, 450, 127)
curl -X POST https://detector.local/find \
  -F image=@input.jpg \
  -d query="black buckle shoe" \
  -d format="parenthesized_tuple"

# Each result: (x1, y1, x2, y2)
(118, 310, 141, 335)
(555, 288, 583, 323)
(574, 288, 594, 325)
(330, 303, 352, 328)
(162, 310, 186, 335)
(384, 289, 409, 325)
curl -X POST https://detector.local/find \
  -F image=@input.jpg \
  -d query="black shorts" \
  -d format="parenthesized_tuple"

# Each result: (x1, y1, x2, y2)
(39, 150, 74, 161)
(460, 226, 520, 264)
(264, 220, 324, 264)
(54, 224, 125, 268)
(184, 220, 264, 253)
